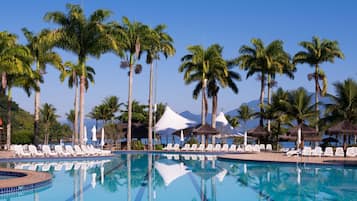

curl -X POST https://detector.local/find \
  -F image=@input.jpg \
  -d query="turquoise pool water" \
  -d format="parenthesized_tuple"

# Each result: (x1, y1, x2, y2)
(1, 153, 357, 201)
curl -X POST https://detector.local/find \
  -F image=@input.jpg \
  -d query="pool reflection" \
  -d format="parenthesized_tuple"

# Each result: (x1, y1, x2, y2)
(3, 153, 357, 201)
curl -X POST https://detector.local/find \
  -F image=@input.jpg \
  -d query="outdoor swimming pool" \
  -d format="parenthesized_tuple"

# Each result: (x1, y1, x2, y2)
(0, 153, 356, 201)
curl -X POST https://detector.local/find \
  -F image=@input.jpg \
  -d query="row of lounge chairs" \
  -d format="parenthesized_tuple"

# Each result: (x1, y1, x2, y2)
(11, 144, 111, 158)
(286, 146, 357, 157)
(163, 143, 273, 152)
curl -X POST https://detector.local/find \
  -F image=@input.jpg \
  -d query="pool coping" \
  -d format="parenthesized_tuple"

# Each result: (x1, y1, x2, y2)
(218, 152, 357, 167)
(0, 168, 52, 194)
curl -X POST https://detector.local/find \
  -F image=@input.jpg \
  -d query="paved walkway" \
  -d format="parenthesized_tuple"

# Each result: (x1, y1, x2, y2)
(0, 151, 14, 159)
(219, 152, 357, 166)
(0, 168, 52, 190)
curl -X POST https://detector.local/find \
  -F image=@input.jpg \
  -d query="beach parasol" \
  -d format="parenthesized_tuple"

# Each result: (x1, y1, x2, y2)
(180, 130, 184, 142)
(101, 127, 105, 148)
(83, 125, 88, 144)
(91, 125, 97, 142)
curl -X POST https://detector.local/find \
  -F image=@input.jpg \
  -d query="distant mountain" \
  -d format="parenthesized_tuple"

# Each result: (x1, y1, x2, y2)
(181, 92, 333, 131)
(180, 110, 211, 123)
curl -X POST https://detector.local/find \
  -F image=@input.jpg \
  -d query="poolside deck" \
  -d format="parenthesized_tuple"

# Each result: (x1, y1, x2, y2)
(219, 152, 357, 166)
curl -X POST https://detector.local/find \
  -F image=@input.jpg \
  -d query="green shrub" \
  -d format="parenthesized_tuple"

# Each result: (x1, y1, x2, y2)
(154, 144, 163, 150)
(187, 137, 198, 145)
(132, 140, 145, 150)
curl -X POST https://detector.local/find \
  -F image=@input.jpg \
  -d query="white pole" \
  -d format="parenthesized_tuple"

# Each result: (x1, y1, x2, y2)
(297, 127, 302, 150)
(244, 131, 248, 147)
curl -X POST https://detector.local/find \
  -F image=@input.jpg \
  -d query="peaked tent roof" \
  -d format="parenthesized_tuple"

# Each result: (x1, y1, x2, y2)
(327, 120, 357, 135)
(155, 105, 198, 136)
(215, 112, 242, 136)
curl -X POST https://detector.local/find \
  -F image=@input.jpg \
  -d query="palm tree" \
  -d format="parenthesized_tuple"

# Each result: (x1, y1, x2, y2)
(282, 87, 316, 125)
(45, 4, 116, 144)
(22, 28, 63, 146)
(236, 104, 255, 131)
(293, 36, 344, 132)
(119, 100, 148, 124)
(323, 78, 357, 124)
(0, 31, 33, 148)
(226, 115, 239, 128)
(179, 44, 225, 127)
(264, 87, 291, 143)
(65, 109, 75, 143)
(102, 96, 122, 122)
(40, 103, 59, 144)
(145, 24, 175, 150)
(111, 17, 150, 150)
(60, 61, 95, 144)
(207, 49, 241, 128)
(238, 38, 293, 128)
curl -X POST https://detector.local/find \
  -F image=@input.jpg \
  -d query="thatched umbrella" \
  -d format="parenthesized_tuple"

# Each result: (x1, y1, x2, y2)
(327, 120, 357, 149)
(193, 124, 219, 135)
(247, 125, 270, 144)
(247, 126, 270, 137)
(286, 123, 319, 148)
(192, 124, 219, 144)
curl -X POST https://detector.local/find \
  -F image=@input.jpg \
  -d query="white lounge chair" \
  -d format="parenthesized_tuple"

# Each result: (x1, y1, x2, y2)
(237, 145, 244, 152)
(163, 143, 173, 151)
(64, 145, 80, 156)
(213, 144, 222, 152)
(259, 144, 265, 151)
(14, 145, 31, 158)
(323, 147, 334, 157)
(87, 145, 111, 155)
(221, 144, 229, 152)
(346, 147, 356, 157)
(80, 145, 97, 155)
(301, 147, 312, 156)
(197, 144, 205, 151)
(171, 144, 180, 151)
(335, 147, 345, 157)
(252, 144, 260, 152)
(205, 144, 214, 152)
(181, 144, 191, 151)
(55, 145, 71, 157)
(74, 145, 87, 156)
(42, 145, 58, 157)
(286, 149, 300, 157)
(245, 144, 253, 152)
(189, 144, 198, 151)
(228, 144, 237, 152)
(28, 145, 45, 157)
(311, 146, 323, 157)
(266, 144, 273, 152)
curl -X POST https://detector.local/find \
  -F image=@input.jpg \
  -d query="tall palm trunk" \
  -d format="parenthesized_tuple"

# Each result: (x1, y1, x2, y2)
(79, 75, 85, 145)
(259, 72, 265, 127)
(6, 87, 12, 148)
(201, 79, 207, 143)
(267, 74, 271, 132)
(33, 80, 40, 145)
(74, 80, 79, 145)
(211, 94, 217, 128)
(147, 62, 154, 150)
(1, 72, 6, 95)
(127, 59, 134, 150)
(33, 60, 41, 145)
(314, 65, 319, 133)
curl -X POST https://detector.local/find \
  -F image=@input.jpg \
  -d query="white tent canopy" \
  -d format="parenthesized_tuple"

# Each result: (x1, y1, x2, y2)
(155, 105, 198, 136)
(215, 112, 243, 138)
(155, 161, 191, 186)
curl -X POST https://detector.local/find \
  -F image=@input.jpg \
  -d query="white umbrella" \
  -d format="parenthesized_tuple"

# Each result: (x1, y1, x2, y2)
(92, 125, 97, 142)
(83, 126, 88, 144)
(101, 127, 105, 148)
(180, 130, 184, 142)
(91, 173, 97, 189)
(297, 127, 302, 149)
(244, 131, 248, 147)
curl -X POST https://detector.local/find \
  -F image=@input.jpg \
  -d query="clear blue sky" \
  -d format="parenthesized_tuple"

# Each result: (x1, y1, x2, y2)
(1, 0, 356, 120)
